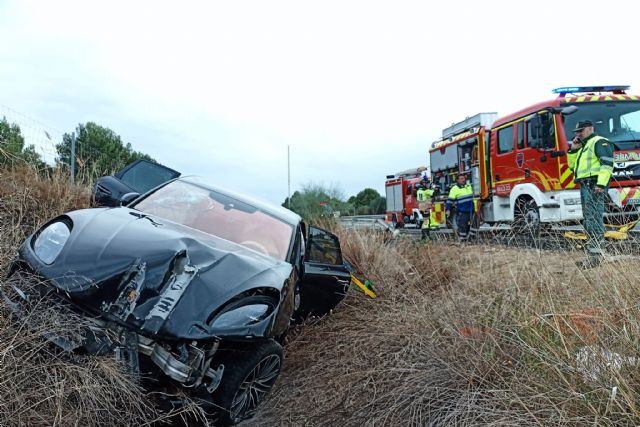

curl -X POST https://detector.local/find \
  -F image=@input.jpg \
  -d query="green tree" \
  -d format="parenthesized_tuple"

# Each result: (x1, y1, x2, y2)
(282, 183, 349, 222)
(0, 117, 45, 168)
(57, 122, 154, 182)
(348, 188, 386, 215)
(369, 195, 386, 214)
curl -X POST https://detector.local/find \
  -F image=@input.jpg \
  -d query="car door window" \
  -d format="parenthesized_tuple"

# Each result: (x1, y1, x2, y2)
(118, 161, 179, 194)
(306, 226, 343, 265)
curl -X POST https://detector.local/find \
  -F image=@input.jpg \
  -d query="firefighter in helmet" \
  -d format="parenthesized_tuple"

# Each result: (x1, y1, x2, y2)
(416, 180, 434, 240)
(567, 120, 614, 268)
(445, 174, 474, 241)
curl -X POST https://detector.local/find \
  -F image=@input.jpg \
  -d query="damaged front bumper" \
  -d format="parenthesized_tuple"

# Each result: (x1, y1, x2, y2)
(72, 317, 225, 393)
(137, 334, 224, 392)
(1, 281, 225, 394)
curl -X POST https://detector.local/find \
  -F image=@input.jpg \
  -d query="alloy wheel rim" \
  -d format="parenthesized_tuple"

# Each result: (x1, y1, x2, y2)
(230, 354, 281, 422)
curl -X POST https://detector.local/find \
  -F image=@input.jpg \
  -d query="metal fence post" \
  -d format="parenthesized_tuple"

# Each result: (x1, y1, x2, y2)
(70, 131, 76, 184)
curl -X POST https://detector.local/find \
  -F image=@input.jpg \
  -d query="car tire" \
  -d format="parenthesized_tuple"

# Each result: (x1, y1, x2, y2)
(211, 339, 283, 426)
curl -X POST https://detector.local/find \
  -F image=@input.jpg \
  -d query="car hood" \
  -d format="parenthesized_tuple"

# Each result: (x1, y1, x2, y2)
(19, 207, 293, 340)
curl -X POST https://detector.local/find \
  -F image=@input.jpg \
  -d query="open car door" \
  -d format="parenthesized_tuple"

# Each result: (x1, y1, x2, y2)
(298, 225, 351, 318)
(93, 159, 180, 207)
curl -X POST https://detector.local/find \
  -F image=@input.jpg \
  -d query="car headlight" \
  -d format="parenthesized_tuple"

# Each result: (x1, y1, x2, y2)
(33, 220, 71, 264)
(210, 304, 272, 329)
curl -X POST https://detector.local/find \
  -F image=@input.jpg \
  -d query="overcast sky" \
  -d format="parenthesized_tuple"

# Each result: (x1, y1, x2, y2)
(2, 0, 640, 204)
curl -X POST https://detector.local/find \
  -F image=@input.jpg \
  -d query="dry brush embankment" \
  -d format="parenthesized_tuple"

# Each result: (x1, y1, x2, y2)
(255, 228, 640, 426)
(3, 166, 640, 426)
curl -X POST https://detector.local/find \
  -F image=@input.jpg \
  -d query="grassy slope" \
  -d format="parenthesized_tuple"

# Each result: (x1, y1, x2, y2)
(254, 226, 640, 425)
(2, 166, 640, 426)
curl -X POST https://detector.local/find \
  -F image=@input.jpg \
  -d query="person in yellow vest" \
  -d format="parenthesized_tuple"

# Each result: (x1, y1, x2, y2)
(445, 174, 474, 241)
(428, 184, 441, 232)
(416, 182, 434, 240)
(566, 120, 614, 269)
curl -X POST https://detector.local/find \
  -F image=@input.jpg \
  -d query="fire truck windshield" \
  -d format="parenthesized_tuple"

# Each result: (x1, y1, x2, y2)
(563, 101, 640, 150)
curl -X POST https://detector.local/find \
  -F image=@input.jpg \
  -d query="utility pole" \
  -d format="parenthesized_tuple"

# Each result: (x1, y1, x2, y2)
(287, 145, 291, 209)
(70, 131, 76, 185)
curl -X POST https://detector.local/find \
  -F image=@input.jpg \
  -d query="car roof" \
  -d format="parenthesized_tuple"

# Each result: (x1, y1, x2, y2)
(179, 176, 302, 226)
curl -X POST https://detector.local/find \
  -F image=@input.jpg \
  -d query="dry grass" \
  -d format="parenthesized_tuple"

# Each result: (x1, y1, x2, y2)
(254, 229, 640, 426)
(0, 273, 159, 426)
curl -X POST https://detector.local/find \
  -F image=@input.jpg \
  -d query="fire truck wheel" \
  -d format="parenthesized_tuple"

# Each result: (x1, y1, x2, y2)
(514, 198, 540, 236)
(390, 213, 403, 229)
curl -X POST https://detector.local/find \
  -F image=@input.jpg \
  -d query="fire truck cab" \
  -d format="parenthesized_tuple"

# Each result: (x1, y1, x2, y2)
(483, 85, 640, 229)
(429, 86, 640, 232)
(384, 166, 429, 228)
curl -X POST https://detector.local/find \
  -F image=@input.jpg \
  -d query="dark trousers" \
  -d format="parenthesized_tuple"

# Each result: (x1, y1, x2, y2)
(420, 211, 430, 239)
(457, 210, 472, 240)
(580, 180, 605, 256)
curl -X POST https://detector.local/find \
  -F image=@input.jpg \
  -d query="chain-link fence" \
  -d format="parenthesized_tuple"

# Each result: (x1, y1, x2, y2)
(0, 103, 60, 166)
(1, 104, 150, 184)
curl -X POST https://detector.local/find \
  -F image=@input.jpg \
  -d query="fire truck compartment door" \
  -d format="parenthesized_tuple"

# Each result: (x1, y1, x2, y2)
(431, 144, 458, 172)
(385, 183, 403, 212)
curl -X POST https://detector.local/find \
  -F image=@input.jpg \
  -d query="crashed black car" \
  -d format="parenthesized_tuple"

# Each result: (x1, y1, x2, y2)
(4, 160, 351, 425)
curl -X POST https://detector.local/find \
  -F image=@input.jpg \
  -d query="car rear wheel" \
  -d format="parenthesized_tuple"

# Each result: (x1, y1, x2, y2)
(211, 339, 283, 425)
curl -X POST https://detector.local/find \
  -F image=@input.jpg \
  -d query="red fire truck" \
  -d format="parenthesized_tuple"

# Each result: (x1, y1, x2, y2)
(384, 166, 428, 228)
(429, 85, 640, 231)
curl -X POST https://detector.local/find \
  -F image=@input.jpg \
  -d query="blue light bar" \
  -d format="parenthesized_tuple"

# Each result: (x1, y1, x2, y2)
(552, 85, 630, 94)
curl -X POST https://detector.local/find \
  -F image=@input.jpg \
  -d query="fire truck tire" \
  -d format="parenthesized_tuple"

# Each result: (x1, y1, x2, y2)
(391, 213, 401, 229)
(514, 198, 540, 235)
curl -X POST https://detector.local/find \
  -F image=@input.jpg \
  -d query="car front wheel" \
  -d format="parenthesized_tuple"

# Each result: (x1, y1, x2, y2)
(211, 339, 283, 425)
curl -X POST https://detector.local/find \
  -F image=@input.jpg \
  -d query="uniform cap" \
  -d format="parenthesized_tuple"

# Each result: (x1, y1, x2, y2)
(573, 120, 594, 132)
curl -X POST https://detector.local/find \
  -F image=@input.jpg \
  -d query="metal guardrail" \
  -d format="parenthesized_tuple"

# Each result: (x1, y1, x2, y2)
(339, 216, 640, 253)
(340, 215, 640, 238)
(338, 215, 394, 232)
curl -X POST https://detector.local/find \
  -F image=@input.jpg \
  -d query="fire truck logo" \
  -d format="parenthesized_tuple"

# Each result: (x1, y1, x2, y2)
(516, 152, 524, 168)
(614, 151, 640, 162)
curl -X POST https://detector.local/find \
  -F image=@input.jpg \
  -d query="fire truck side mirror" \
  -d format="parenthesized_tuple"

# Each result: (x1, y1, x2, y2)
(560, 105, 578, 116)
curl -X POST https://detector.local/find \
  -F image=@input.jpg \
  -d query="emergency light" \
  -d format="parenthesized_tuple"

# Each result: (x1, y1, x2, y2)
(552, 85, 630, 95)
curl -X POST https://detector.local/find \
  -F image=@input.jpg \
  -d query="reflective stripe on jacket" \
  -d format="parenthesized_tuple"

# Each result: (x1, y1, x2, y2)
(567, 134, 614, 187)
(445, 183, 474, 212)
(416, 188, 432, 202)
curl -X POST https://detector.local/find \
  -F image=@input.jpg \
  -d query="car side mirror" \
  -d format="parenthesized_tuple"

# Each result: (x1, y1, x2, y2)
(120, 192, 140, 206)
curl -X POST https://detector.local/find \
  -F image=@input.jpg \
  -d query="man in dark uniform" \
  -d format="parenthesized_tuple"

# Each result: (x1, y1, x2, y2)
(566, 120, 614, 268)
